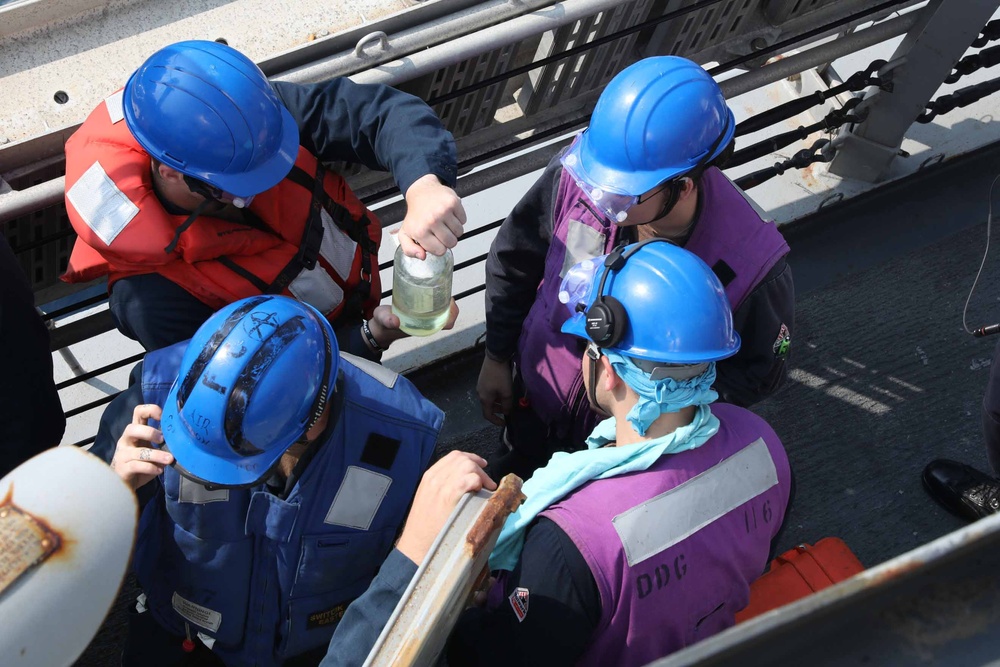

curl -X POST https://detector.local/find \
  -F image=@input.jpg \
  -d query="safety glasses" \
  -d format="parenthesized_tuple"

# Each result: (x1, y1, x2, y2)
(561, 137, 637, 223)
(558, 254, 608, 318)
(184, 175, 255, 209)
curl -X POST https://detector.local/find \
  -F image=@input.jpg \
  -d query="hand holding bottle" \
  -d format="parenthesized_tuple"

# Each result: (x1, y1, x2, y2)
(366, 300, 460, 353)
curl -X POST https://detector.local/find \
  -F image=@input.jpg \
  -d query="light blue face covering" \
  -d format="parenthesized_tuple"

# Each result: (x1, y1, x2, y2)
(603, 353, 719, 436)
(488, 360, 721, 572)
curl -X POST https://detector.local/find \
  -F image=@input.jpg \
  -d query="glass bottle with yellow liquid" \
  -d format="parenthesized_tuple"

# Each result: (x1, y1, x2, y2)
(391, 246, 453, 336)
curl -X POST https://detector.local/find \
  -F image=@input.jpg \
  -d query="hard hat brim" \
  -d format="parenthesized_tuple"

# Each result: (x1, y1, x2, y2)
(207, 104, 299, 198)
(160, 386, 288, 489)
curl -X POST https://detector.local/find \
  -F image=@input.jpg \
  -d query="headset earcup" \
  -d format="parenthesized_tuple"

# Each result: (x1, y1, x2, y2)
(586, 296, 628, 347)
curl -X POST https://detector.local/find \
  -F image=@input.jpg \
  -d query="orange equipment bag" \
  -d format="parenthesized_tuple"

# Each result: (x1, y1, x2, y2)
(735, 537, 864, 623)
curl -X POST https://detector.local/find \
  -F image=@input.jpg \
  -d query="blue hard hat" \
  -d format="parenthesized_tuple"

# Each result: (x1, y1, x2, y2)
(160, 295, 337, 487)
(561, 240, 740, 364)
(123, 40, 299, 198)
(564, 56, 736, 197)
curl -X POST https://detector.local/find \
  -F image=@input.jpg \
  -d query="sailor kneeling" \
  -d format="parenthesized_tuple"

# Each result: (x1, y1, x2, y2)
(99, 295, 443, 667)
(449, 240, 794, 666)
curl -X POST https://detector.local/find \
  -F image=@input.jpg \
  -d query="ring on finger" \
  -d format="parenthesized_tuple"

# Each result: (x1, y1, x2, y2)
(139, 449, 151, 462)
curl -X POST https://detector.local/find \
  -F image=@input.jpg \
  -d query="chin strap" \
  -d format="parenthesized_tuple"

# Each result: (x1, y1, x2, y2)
(164, 198, 216, 254)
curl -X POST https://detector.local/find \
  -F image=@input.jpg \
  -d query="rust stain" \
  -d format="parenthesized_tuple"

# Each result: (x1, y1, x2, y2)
(465, 475, 526, 557)
(0, 484, 74, 564)
(865, 557, 926, 586)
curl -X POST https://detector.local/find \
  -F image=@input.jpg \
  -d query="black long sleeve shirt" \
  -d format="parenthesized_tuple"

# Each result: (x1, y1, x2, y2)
(484, 154, 794, 408)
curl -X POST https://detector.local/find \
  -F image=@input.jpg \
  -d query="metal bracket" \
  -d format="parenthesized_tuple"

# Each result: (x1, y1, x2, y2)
(354, 31, 390, 58)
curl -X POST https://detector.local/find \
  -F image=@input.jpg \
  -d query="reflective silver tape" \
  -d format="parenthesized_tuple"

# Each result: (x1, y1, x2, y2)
(320, 208, 359, 280)
(178, 476, 230, 504)
(324, 465, 392, 531)
(612, 438, 778, 567)
(560, 219, 606, 278)
(287, 264, 345, 316)
(340, 352, 398, 389)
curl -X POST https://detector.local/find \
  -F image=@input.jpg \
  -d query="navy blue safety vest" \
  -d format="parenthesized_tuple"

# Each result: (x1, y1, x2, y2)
(133, 342, 443, 666)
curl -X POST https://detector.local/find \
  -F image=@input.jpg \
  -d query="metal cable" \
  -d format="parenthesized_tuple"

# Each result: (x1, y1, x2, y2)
(709, 0, 913, 75)
(728, 98, 866, 168)
(919, 73, 1000, 123)
(425, 0, 729, 107)
(735, 60, 885, 136)
(735, 139, 835, 190)
(946, 42, 1000, 84)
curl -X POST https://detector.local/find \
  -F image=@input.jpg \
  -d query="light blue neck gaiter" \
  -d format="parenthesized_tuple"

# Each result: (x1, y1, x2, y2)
(603, 353, 718, 436)
(489, 402, 720, 572)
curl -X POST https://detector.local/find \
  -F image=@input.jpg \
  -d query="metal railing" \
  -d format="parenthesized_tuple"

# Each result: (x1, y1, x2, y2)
(4, 0, 998, 445)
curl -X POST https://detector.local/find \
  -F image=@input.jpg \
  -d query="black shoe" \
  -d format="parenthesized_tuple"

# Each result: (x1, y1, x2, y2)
(922, 459, 1000, 522)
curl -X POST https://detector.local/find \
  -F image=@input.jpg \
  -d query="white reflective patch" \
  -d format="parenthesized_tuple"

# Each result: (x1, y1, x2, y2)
(613, 438, 778, 567)
(105, 90, 125, 124)
(66, 161, 140, 246)
(324, 466, 392, 530)
(197, 632, 216, 650)
(560, 220, 606, 278)
(340, 352, 398, 389)
(178, 476, 230, 504)
(172, 591, 222, 632)
(320, 209, 359, 280)
(287, 265, 345, 316)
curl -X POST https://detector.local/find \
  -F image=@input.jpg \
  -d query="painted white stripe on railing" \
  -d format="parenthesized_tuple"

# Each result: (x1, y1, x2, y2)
(612, 438, 778, 567)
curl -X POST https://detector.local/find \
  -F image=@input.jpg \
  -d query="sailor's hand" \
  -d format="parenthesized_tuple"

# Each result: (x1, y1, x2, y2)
(365, 300, 460, 353)
(477, 357, 514, 426)
(470, 575, 497, 608)
(110, 404, 173, 491)
(365, 306, 405, 353)
(396, 451, 497, 565)
(399, 174, 466, 259)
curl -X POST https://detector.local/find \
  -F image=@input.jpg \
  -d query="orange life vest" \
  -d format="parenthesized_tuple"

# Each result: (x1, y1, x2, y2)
(63, 91, 382, 323)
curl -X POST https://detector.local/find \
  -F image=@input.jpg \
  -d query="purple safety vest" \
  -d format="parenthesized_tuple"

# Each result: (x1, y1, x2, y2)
(516, 167, 789, 441)
(540, 402, 791, 666)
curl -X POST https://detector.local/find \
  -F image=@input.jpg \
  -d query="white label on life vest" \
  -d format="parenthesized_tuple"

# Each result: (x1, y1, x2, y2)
(171, 591, 222, 633)
(105, 90, 125, 124)
(66, 161, 140, 247)
(612, 438, 778, 567)
(324, 466, 391, 531)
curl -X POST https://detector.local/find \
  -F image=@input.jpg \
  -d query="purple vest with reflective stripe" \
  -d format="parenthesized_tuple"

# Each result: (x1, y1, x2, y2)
(540, 403, 791, 667)
(516, 167, 789, 439)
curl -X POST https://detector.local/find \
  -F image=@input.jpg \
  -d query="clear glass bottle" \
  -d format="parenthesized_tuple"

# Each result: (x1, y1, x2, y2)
(391, 246, 453, 336)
